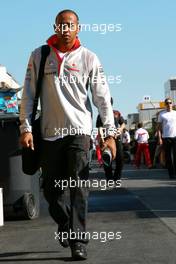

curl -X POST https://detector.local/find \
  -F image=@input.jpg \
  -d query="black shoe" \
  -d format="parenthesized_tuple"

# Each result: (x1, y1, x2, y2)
(71, 242, 87, 260)
(57, 225, 69, 248)
(113, 173, 121, 181)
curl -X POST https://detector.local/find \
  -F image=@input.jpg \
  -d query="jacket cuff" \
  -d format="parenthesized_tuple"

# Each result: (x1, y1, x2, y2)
(20, 125, 32, 134)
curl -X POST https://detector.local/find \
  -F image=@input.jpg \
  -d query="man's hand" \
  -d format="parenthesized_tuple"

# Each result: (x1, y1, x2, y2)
(115, 128, 121, 138)
(156, 123, 162, 145)
(158, 138, 163, 145)
(20, 132, 34, 150)
(100, 136, 116, 160)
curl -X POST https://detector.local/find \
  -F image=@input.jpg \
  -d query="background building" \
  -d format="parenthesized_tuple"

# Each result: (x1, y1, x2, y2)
(164, 78, 176, 105)
(0, 65, 22, 113)
(137, 96, 165, 129)
(0, 65, 20, 91)
(126, 113, 139, 130)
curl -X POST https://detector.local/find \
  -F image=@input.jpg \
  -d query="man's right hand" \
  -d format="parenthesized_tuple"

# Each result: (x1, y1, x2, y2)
(158, 138, 163, 145)
(20, 132, 34, 150)
(100, 136, 116, 160)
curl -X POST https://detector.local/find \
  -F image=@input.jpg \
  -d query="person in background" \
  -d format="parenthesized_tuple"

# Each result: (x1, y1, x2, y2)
(153, 129, 165, 168)
(95, 133, 103, 166)
(96, 98, 125, 180)
(157, 97, 176, 179)
(19, 9, 116, 260)
(122, 128, 131, 163)
(122, 128, 130, 149)
(89, 136, 96, 170)
(134, 122, 152, 169)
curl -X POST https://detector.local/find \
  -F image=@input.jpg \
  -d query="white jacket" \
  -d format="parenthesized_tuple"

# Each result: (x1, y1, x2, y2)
(20, 35, 115, 138)
(134, 128, 149, 143)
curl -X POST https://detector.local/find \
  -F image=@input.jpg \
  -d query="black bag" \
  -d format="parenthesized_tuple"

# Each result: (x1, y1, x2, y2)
(22, 45, 50, 175)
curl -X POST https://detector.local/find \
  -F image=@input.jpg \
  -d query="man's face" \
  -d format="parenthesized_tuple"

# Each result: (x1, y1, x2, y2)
(54, 12, 79, 45)
(165, 100, 173, 111)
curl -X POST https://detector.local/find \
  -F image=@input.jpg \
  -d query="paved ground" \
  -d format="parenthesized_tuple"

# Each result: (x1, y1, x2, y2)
(0, 162, 176, 264)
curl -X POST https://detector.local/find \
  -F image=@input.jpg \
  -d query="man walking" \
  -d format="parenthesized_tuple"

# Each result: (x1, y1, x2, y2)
(157, 98, 176, 179)
(20, 10, 116, 260)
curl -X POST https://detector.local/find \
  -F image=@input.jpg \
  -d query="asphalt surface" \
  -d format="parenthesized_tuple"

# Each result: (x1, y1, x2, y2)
(0, 162, 176, 264)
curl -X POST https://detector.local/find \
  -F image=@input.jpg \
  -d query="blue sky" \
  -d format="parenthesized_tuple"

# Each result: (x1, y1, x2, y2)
(1, 0, 176, 118)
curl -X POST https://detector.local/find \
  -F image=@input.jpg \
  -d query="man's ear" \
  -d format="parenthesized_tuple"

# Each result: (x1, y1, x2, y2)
(53, 24, 57, 32)
(77, 24, 81, 33)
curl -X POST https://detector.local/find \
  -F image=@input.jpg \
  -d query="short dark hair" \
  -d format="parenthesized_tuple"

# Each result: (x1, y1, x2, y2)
(55, 9, 79, 23)
(138, 122, 143, 128)
(164, 97, 172, 104)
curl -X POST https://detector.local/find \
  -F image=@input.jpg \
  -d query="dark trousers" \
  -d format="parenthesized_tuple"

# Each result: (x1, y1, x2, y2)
(163, 137, 176, 177)
(41, 135, 90, 243)
(104, 138, 123, 180)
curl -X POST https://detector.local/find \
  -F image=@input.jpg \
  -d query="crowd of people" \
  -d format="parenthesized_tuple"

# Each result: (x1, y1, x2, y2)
(92, 97, 176, 180)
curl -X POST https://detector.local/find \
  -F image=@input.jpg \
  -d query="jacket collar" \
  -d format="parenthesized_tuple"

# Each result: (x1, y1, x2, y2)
(47, 34, 81, 52)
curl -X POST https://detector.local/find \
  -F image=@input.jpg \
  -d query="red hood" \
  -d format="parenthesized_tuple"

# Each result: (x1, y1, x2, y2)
(113, 110, 121, 117)
(47, 34, 81, 52)
(46, 34, 81, 74)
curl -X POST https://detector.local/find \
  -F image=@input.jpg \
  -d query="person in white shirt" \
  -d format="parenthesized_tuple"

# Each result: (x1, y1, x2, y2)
(122, 128, 130, 146)
(157, 97, 176, 179)
(134, 122, 152, 168)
